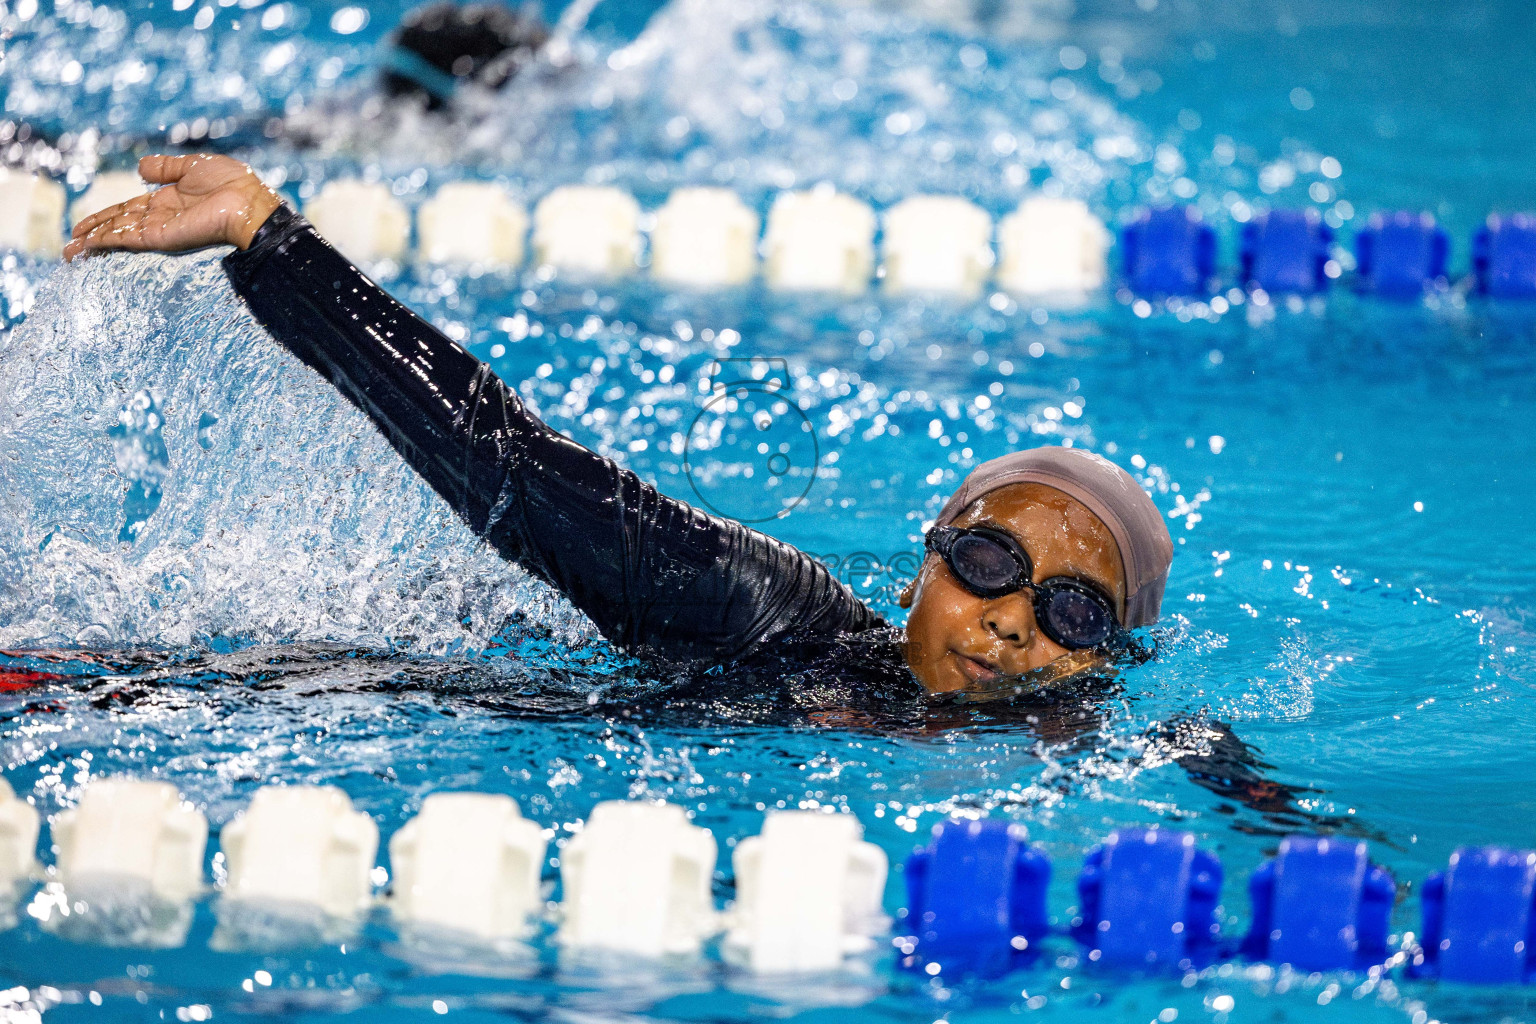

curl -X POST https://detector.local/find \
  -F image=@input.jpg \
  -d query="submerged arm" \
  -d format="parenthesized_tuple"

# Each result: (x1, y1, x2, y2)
(930, 674, 1376, 836)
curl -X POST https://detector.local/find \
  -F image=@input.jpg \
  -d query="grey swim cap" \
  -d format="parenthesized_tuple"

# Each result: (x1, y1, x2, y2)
(932, 446, 1174, 628)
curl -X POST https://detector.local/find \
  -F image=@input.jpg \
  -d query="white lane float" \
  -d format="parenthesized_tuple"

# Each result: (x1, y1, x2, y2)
(763, 187, 876, 294)
(532, 185, 641, 277)
(220, 785, 378, 918)
(0, 777, 39, 894)
(68, 170, 149, 230)
(0, 169, 66, 258)
(725, 811, 888, 973)
(996, 196, 1110, 295)
(303, 180, 411, 264)
(881, 195, 995, 298)
(558, 800, 717, 957)
(52, 779, 207, 902)
(650, 187, 760, 288)
(389, 792, 547, 940)
(416, 181, 528, 268)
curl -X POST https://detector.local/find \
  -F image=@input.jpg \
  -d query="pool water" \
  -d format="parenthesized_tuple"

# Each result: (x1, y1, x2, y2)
(2, 0, 1536, 1021)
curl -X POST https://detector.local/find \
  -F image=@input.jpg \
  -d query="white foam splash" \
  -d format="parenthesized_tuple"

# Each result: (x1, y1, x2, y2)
(468, 0, 1142, 200)
(269, 0, 1143, 207)
(0, 249, 589, 654)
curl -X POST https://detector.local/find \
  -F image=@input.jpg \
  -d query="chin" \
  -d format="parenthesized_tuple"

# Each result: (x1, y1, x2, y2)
(906, 659, 967, 695)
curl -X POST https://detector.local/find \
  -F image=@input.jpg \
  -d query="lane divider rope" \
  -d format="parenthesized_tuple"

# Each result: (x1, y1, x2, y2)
(0, 776, 1528, 983)
(4, 169, 1533, 302)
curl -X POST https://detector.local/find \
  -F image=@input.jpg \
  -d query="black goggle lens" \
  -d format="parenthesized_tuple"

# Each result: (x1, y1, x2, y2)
(949, 533, 1027, 593)
(1040, 585, 1115, 648)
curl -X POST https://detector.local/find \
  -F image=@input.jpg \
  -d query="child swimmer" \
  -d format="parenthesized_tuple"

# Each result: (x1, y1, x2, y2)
(65, 154, 1174, 696)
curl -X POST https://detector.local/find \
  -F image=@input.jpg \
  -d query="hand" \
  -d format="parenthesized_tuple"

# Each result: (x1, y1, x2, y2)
(63, 154, 282, 261)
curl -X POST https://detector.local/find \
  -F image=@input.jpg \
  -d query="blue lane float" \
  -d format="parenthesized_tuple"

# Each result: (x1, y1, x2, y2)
(1241, 835, 1395, 972)
(1119, 205, 1218, 296)
(1354, 210, 1450, 298)
(1239, 208, 1334, 294)
(1472, 214, 1536, 298)
(1074, 828, 1222, 970)
(898, 819, 1051, 976)
(1416, 846, 1536, 985)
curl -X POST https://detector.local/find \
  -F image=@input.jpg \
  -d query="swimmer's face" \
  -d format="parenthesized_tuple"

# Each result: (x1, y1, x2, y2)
(900, 483, 1128, 695)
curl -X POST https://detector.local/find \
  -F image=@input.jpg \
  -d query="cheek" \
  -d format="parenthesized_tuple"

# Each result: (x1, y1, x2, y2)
(914, 573, 981, 629)
(903, 568, 952, 632)
(1033, 633, 1073, 663)
(905, 572, 978, 660)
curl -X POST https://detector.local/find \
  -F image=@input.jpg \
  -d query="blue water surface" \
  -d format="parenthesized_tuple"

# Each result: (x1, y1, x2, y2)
(1, 0, 1535, 1021)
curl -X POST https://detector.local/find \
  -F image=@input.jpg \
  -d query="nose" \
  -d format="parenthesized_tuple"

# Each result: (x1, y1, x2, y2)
(982, 590, 1038, 648)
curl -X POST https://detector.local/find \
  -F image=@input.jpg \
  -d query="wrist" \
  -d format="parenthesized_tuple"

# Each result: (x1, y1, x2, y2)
(231, 187, 282, 250)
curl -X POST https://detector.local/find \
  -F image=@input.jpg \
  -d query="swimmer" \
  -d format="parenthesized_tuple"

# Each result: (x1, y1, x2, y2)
(381, 2, 549, 111)
(243, 2, 551, 147)
(63, 154, 1174, 697)
(51, 2, 552, 156)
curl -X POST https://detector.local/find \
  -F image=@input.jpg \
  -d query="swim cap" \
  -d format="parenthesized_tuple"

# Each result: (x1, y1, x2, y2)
(932, 447, 1173, 627)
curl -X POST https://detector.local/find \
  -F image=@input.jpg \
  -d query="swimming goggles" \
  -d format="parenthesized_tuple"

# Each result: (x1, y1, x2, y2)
(924, 524, 1121, 650)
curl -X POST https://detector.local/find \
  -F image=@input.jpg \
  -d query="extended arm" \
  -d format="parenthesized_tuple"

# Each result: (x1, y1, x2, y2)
(70, 156, 883, 662)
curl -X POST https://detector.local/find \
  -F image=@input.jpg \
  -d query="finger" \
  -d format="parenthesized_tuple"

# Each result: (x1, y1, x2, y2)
(70, 207, 112, 239)
(78, 206, 154, 253)
(71, 193, 153, 239)
(72, 193, 151, 237)
(138, 153, 195, 186)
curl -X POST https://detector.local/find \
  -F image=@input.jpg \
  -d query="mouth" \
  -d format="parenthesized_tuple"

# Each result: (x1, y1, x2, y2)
(951, 650, 1004, 686)
(938, 648, 1118, 704)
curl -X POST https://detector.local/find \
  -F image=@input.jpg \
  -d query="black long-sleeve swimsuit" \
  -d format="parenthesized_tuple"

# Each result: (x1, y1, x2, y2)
(221, 205, 891, 672)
